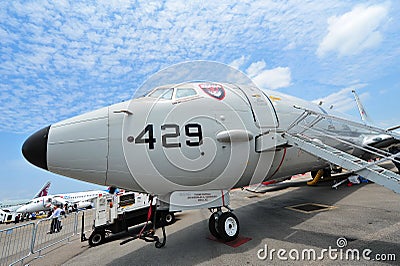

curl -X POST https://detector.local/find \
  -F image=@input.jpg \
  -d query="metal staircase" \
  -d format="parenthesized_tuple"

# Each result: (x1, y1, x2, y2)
(281, 106, 400, 194)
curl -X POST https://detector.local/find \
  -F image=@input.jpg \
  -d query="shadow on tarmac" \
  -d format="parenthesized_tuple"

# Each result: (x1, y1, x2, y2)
(107, 182, 400, 265)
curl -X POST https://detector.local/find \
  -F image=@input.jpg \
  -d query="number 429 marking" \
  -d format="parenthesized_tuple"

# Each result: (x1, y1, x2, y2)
(131, 124, 202, 150)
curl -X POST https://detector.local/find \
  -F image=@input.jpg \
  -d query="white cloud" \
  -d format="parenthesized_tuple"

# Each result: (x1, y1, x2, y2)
(246, 60, 267, 78)
(246, 61, 291, 90)
(229, 56, 248, 70)
(252, 67, 291, 90)
(317, 4, 389, 57)
(312, 85, 368, 113)
(0, 1, 398, 133)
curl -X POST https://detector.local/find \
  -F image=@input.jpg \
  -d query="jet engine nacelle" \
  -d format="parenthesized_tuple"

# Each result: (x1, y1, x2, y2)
(76, 201, 92, 209)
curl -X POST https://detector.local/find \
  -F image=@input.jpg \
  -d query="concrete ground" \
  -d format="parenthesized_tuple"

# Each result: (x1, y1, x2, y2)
(22, 174, 399, 266)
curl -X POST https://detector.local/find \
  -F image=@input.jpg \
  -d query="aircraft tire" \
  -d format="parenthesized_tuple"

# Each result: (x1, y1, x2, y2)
(88, 230, 105, 247)
(208, 213, 221, 239)
(164, 212, 175, 225)
(217, 212, 239, 242)
(156, 211, 175, 227)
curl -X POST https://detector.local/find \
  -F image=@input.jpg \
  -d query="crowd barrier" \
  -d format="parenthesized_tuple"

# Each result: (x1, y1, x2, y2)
(0, 209, 95, 266)
(0, 222, 35, 266)
(76, 209, 95, 237)
(31, 213, 77, 256)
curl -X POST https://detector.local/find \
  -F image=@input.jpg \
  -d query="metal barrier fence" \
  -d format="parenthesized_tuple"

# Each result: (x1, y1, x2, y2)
(0, 210, 93, 266)
(76, 209, 95, 237)
(32, 213, 77, 256)
(0, 222, 35, 266)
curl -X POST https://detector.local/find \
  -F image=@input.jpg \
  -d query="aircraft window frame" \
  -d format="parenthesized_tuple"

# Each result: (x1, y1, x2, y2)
(174, 88, 198, 99)
(146, 88, 174, 100)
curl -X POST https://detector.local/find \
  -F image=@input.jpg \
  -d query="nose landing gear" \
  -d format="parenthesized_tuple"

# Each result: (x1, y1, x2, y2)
(208, 207, 240, 242)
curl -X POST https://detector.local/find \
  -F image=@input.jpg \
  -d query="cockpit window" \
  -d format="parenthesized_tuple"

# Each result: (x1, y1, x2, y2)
(175, 88, 197, 99)
(147, 88, 173, 100)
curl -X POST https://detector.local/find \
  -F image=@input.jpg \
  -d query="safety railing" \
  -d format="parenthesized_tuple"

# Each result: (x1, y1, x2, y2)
(0, 222, 35, 266)
(286, 106, 400, 166)
(0, 209, 94, 266)
(76, 209, 95, 237)
(31, 213, 77, 257)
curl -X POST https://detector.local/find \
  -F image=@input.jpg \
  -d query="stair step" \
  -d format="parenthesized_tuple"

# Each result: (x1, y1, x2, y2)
(283, 132, 400, 194)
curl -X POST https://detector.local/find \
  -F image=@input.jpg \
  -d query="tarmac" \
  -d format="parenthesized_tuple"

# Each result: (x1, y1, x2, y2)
(19, 166, 399, 266)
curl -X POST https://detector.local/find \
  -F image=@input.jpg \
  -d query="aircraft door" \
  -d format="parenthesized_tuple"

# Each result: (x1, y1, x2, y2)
(236, 85, 279, 129)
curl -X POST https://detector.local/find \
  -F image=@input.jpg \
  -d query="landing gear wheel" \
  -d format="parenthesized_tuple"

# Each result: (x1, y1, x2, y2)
(156, 211, 175, 227)
(164, 212, 175, 224)
(208, 213, 221, 239)
(88, 230, 105, 247)
(217, 212, 239, 242)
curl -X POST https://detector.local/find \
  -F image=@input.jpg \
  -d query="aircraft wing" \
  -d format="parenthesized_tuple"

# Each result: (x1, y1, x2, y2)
(387, 125, 400, 132)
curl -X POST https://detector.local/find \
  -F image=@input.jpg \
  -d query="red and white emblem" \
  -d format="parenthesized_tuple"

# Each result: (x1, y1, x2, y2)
(199, 83, 225, 100)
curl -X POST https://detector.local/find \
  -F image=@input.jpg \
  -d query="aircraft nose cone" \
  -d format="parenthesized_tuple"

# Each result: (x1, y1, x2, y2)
(22, 125, 51, 170)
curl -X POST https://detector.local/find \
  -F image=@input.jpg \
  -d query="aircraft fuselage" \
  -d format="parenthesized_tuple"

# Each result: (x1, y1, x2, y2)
(24, 82, 375, 196)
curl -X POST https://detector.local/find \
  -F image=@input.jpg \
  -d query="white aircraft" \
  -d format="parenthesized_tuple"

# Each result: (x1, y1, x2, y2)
(352, 89, 372, 125)
(15, 195, 53, 214)
(15, 189, 106, 214)
(352, 89, 400, 132)
(0, 181, 51, 212)
(352, 89, 400, 171)
(350, 89, 390, 147)
(22, 79, 400, 243)
(52, 190, 107, 210)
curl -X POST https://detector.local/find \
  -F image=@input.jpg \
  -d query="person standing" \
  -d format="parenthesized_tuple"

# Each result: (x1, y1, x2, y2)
(14, 214, 20, 224)
(48, 205, 62, 234)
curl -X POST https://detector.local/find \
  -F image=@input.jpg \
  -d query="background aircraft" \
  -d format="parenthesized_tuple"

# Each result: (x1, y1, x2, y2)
(352, 89, 400, 171)
(52, 189, 107, 210)
(16, 189, 106, 214)
(352, 89, 372, 125)
(0, 181, 51, 212)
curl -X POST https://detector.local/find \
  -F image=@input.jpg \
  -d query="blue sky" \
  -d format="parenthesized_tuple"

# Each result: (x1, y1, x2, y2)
(1, 1, 399, 200)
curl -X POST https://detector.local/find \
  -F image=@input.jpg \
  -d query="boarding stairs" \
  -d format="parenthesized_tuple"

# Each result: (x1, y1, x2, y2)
(281, 106, 400, 194)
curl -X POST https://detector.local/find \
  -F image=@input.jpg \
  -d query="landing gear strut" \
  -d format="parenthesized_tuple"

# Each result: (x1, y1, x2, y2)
(208, 207, 240, 242)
